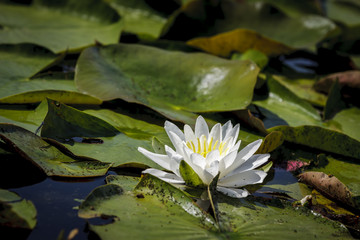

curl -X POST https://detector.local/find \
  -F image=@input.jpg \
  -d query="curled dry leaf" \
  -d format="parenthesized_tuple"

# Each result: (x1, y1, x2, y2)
(298, 171, 357, 209)
(314, 70, 360, 100)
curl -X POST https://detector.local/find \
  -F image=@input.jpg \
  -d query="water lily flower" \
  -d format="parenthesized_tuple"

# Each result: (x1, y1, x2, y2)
(138, 116, 270, 198)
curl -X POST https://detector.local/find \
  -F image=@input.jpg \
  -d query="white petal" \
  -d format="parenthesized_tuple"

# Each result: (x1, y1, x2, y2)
(195, 116, 209, 138)
(138, 147, 173, 171)
(228, 140, 241, 154)
(218, 170, 267, 188)
(191, 153, 206, 169)
(223, 139, 263, 175)
(190, 153, 214, 185)
(219, 150, 238, 178)
(217, 186, 249, 198)
(206, 150, 220, 166)
(237, 139, 262, 161)
(184, 124, 196, 143)
(165, 121, 185, 141)
(143, 168, 184, 184)
(209, 123, 221, 143)
(206, 160, 219, 178)
(223, 123, 240, 145)
(168, 131, 185, 155)
(165, 145, 183, 163)
(221, 120, 232, 141)
(233, 154, 270, 173)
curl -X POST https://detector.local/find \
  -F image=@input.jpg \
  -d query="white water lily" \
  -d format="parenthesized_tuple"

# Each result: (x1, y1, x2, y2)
(138, 116, 270, 198)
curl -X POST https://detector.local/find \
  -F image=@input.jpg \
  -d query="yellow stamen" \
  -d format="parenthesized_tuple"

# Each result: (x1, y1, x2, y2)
(197, 138, 201, 154)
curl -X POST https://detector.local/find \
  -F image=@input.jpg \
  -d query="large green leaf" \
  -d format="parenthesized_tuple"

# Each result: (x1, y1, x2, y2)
(0, 123, 111, 177)
(75, 43, 259, 122)
(106, 0, 167, 38)
(40, 100, 167, 168)
(269, 125, 360, 160)
(78, 174, 218, 239)
(78, 174, 352, 239)
(0, 44, 101, 104)
(0, 189, 37, 230)
(162, 0, 337, 49)
(0, 0, 122, 53)
(217, 195, 352, 239)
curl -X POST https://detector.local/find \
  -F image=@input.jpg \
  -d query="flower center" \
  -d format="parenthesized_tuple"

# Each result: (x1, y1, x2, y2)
(186, 136, 228, 157)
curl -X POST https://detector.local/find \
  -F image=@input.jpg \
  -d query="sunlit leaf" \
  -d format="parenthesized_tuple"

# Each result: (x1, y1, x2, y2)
(78, 174, 218, 239)
(75, 43, 259, 122)
(0, 0, 122, 53)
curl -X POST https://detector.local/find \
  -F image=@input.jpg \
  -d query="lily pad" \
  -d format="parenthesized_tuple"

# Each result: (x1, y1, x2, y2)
(78, 174, 218, 239)
(0, 123, 111, 177)
(253, 75, 322, 128)
(0, 44, 101, 104)
(187, 29, 293, 57)
(0, 189, 37, 229)
(0, 0, 122, 53)
(268, 125, 360, 160)
(328, 107, 360, 141)
(302, 154, 360, 209)
(272, 75, 327, 107)
(162, 0, 337, 50)
(75, 43, 259, 122)
(107, 0, 167, 38)
(40, 100, 168, 168)
(217, 195, 352, 239)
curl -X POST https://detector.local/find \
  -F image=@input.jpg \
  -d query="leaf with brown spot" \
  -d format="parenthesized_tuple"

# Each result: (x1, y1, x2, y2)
(298, 171, 358, 209)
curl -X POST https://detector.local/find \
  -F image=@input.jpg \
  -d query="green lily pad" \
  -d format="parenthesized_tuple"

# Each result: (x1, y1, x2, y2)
(78, 174, 218, 239)
(41, 99, 119, 141)
(217, 195, 352, 239)
(303, 155, 360, 209)
(0, 0, 122, 53)
(162, 0, 337, 50)
(40, 100, 168, 168)
(272, 75, 327, 107)
(187, 28, 293, 57)
(327, 107, 360, 142)
(253, 75, 322, 128)
(0, 123, 111, 177)
(0, 189, 37, 229)
(107, 0, 167, 38)
(269, 125, 360, 160)
(0, 44, 101, 104)
(75, 43, 259, 122)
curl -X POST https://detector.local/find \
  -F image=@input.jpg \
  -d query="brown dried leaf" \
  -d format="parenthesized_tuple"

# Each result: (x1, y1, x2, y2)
(298, 171, 357, 209)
